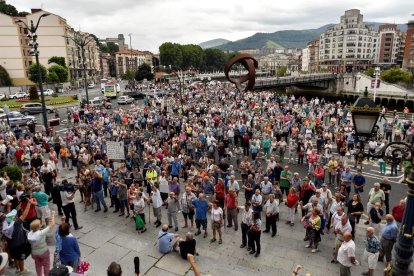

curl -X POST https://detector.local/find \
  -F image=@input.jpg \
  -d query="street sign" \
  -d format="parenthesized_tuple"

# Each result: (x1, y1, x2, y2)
(106, 141, 125, 160)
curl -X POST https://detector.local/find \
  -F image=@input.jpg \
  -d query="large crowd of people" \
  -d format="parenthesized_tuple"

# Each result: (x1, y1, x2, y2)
(0, 80, 411, 275)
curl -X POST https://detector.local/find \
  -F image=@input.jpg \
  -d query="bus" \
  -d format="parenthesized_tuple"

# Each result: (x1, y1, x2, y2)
(103, 82, 117, 99)
(101, 79, 121, 94)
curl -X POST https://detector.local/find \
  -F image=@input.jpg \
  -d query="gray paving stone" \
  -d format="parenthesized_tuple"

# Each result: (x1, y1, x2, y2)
(145, 266, 181, 276)
(86, 242, 130, 275)
(110, 233, 152, 253)
(78, 227, 117, 249)
(155, 254, 191, 275)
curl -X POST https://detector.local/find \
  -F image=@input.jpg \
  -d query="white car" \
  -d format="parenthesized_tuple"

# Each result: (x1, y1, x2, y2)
(117, 95, 134, 105)
(0, 94, 5, 100)
(38, 89, 54, 96)
(9, 92, 28, 99)
(88, 83, 95, 89)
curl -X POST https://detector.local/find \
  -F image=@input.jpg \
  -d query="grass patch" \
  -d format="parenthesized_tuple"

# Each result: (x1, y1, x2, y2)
(1, 96, 79, 109)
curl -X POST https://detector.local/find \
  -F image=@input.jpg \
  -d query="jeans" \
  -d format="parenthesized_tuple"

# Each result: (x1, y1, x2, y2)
(94, 190, 107, 210)
(391, 164, 398, 176)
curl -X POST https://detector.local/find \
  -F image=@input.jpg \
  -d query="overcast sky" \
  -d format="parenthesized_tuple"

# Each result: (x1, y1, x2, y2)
(10, 0, 414, 52)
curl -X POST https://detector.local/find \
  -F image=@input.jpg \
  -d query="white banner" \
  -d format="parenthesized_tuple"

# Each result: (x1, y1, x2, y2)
(106, 141, 125, 160)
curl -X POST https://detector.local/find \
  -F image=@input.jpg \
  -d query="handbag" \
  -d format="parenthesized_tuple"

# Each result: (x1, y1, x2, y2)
(302, 218, 311, 229)
(135, 215, 145, 230)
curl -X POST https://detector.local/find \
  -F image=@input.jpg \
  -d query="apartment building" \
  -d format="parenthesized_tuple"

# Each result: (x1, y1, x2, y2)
(115, 49, 146, 77)
(319, 9, 374, 73)
(0, 9, 100, 86)
(372, 24, 404, 68)
(402, 20, 414, 72)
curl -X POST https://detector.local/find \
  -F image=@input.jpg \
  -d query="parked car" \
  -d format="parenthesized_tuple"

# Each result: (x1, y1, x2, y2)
(38, 89, 54, 96)
(88, 83, 95, 89)
(9, 92, 28, 99)
(0, 111, 36, 126)
(0, 94, 5, 100)
(117, 95, 134, 105)
(20, 103, 56, 115)
(87, 99, 112, 109)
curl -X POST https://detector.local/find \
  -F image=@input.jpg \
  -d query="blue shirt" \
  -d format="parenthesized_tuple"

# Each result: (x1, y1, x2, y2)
(170, 161, 182, 176)
(202, 181, 214, 195)
(92, 178, 103, 193)
(60, 235, 81, 262)
(381, 221, 398, 241)
(192, 199, 209, 220)
(158, 231, 175, 254)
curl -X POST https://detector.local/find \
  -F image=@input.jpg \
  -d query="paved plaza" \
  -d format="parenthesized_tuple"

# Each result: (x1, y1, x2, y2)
(3, 168, 398, 276)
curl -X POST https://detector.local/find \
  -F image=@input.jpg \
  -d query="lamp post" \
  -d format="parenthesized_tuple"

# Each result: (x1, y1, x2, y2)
(373, 66, 380, 102)
(63, 32, 95, 103)
(16, 13, 50, 133)
(172, 70, 184, 113)
(200, 76, 211, 92)
(352, 87, 413, 276)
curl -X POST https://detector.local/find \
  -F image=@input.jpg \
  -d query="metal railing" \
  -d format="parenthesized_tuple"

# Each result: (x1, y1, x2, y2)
(254, 73, 337, 89)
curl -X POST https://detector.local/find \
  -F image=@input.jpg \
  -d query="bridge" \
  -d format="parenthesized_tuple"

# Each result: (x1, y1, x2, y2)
(253, 73, 337, 89)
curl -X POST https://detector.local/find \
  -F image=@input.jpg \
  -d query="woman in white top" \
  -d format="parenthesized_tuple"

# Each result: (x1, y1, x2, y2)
(133, 192, 147, 233)
(209, 200, 223, 244)
(158, 171, 169, 203)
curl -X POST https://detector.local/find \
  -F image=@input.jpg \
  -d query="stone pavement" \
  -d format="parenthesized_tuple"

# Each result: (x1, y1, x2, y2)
(3, 170, 400, 276)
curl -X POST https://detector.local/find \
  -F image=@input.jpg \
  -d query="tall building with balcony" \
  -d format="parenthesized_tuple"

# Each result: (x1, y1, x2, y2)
(319, 9, 374, 73)
(115, 49, 146, 77)
(372, 24, 404, 68)
(402, 20, 414, 72)
(0, 9, 101, 86)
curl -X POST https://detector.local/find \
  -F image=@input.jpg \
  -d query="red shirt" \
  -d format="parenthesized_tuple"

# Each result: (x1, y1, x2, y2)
(314, 167, 325, 179)
(225, 194, 237, 209)
(20, 200, 37, 220)
(392, 205, 404, 222)
(214, 183, 225, 199)
(286, 193, 299, 208)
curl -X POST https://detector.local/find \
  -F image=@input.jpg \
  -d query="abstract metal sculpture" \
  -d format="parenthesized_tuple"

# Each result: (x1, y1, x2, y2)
(224, 54, 258, 92)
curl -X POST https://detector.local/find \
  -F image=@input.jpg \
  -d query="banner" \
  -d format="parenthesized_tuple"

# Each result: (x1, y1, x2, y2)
(106, 141, 125, 160)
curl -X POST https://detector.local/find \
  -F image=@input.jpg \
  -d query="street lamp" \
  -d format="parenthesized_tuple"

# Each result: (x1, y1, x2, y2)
(172, 70, 184, 113)
(200, 76, 211, 92)
(373, 66, 380, 102)
(15, 13, 50, 133)
(63, 32, 95, 103)
(352, 87, 414, 276)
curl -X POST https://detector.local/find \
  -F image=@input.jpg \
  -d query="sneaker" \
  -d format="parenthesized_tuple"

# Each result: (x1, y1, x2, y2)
(247, 247, 252, 251)
(203, 232, 207, 238)
(218, 239, 222, 244)
(364, 221, 370, 225)
(311, 249, 317, 253)
(254, 253, 260, 257)
(249, 251, 256, 255)
(305, 245, 311, 248)
(195, 230, 201, 236)
(104, 208, 108, 213)
(240, 244, 246, 248)
(94, 209, 101, 212)
(74, 226, 83, 230)
(210, 238, 216, 243)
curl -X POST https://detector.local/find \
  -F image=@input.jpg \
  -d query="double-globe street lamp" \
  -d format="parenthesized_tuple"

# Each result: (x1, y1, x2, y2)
(63, 32, 95, 103)
(15, 13, 50, 133)
(351, 86, 413, 275)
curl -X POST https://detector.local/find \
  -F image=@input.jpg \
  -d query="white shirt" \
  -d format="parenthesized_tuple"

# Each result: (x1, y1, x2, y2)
(337, 239, 356, 267)
(241, 207, 253, 225)
(211, 207, 223, 222)
(265, 199, 279, 216)
(332, 211, 345, 230)
(60, 191, 74, 207)
(151, 189, 163, 208)
(158, 176, 169, 193)
(228, 180, 240, 192)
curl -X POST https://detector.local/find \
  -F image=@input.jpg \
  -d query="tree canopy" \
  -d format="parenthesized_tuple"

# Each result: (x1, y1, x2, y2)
(0, 65, 12, 87)
(380, 67, 413, 85)
(159, 42, 183, 69)
(135, 63, 153, 81)
(0, 1, 18, 16)
(28, 63, 47, 84)
(47, 65, 69, 83)
(48, 56, 66, 67)
(100, 42, 119, 54)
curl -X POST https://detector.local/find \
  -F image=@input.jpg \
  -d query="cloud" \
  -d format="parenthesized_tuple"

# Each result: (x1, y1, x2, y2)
(11, 0, 413, 52)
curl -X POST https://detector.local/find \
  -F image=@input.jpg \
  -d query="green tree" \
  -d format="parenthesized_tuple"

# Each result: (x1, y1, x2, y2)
(17, 11, 30, 16)
(0, 65, 12, 87)
(48, 56, 66, 67)
(28, 63, 47, 84)
(106, 42, 119, 54)
(181, 44, 204, 69)
(47, 64, 69, 83)
(99, 44, 109, 53)
(381, 67, 413, 84)
(202, 48, 226, 72)
(46, 71, 59, 84)
(122, 70, 135, 81)
(135, 63, 153, 81)
(363, 67, 375, 78)
(159, 42, 183, 69)
(277, 66, 287, 77)
(28, 85, 39, 101)
(0, 1, 18, 16)
(88, 33, 101, 46)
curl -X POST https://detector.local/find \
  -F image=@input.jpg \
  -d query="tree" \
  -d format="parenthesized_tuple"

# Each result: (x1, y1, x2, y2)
(106, 42, 119, 54)
(28, 85, 39, 101)
(17, 11, 30, 16)
(0, 1, 18, 16)
(0, 65, 12, 87)
(135, 63, 153, 81)
(181, 44, 204, 70)
(28, 63, 47, 84)
(122, 70, 135, 81)
(47, 65, 69, 83)
(48, 56, 66, 67)
(46, 71, 59, 84)
(159, 42, 183, 69)
(88, 33, 101, 46)
(381, 67, 413, 84)
(202, 48, 226, 72)
(277, 66, 287, 77)
(363, 67, 375, 78)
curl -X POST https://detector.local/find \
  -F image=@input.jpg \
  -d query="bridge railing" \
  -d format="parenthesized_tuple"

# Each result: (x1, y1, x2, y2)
(254, 73, 337, 89)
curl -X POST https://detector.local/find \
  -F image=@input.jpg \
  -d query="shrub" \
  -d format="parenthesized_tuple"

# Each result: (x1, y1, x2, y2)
(1, 166, 22, 183)
(51, 93, 59, 98)
(29, 85, 39, 100)
(0, 97, 8, 101)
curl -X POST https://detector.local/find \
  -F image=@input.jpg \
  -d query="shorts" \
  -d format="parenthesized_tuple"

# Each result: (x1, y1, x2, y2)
(37, 205, 51, 219)
(212, 221, 222, 230)
(195, 219, 207, 230)
(363, 249, 379, 269)
(183, 209, 195, 220)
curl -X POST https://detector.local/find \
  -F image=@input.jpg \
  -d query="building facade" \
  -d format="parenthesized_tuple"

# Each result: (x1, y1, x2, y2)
(319, 9, 374, 73)
(402, 20, 414, 72)
(115, 49, 146, 77)
(372, 24, 404, 68)
(99, 34, 127, 50)
(0, 9, 101, 86)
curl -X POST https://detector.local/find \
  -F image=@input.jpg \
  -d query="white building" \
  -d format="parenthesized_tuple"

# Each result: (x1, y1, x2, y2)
(301, 48, 310, 72)
(319, 9, 374, 73)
